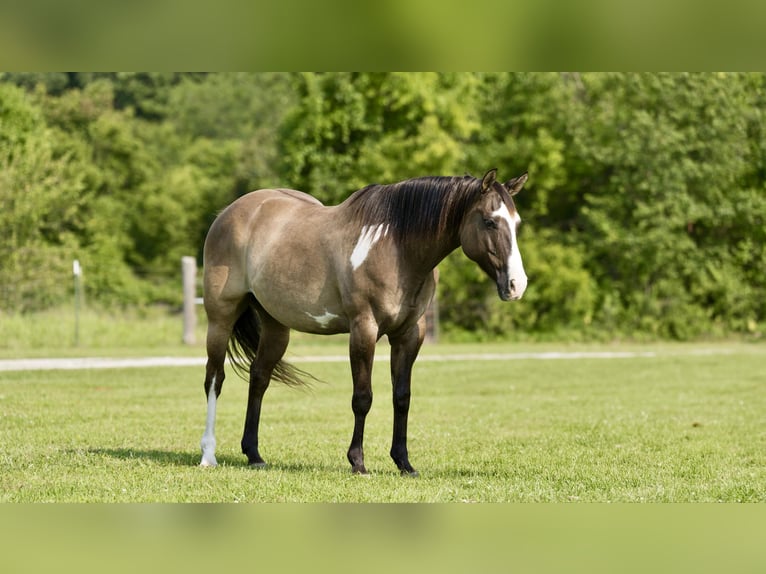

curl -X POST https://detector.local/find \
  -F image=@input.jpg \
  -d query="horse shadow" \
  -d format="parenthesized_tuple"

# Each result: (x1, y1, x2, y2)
(87, 448, 238, 468)
(87, 448, 506, 479)
(87, 448, 344, 473)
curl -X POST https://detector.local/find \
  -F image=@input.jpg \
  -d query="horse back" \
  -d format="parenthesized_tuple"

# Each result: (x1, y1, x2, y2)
(206, 188, 322, 251)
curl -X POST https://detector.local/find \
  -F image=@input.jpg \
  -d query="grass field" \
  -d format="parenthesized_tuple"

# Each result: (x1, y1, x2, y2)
(1, 340, 764, 502)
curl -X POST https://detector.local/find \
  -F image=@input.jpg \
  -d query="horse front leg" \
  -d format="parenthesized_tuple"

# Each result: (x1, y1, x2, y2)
(389, 316, 426, 477)
(347, 318, 377, 474)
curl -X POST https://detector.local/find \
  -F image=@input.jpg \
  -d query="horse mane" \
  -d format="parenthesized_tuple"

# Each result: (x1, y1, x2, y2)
(342, 175, 484, 240)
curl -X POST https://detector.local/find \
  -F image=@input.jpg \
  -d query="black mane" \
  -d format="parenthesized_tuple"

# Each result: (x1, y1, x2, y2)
(342, 175, 483, 239)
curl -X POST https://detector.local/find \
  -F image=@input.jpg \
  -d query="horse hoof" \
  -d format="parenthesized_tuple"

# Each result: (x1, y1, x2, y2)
(352, 465, 369, 475)
(401, 469, 419, 478)
(200, 456, 218, 467)
(249, 461, 268, 469)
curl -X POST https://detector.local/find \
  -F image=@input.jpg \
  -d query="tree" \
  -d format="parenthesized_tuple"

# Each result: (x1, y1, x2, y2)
(562, 73, 764, 337)
(440, 73, 597, 339)
(0, 83, 87, 311)
(2, 72, 764, 340)
(166, 72, 296, 194)
(280, 72, 480, 203)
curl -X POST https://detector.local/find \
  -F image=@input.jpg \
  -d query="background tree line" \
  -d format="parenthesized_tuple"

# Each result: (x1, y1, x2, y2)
(1, 72, 764, 340)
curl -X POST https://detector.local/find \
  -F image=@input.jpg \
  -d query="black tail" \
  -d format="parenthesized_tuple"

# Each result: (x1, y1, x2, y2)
(226, 295, 316, 388)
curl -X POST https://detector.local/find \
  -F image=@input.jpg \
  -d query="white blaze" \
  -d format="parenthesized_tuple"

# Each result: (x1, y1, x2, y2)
(350, 224, 389, 270)
(491, 203, 527, 298)
(200, 375, 218, 467)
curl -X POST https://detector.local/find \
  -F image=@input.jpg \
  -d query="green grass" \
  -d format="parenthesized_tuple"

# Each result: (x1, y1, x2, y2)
(0, 307, 209, 358)
(2, 343, 764, 502)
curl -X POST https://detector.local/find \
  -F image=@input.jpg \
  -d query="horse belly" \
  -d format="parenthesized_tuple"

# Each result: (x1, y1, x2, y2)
(248, 254, 349, 334)
(258, 290, 349, 334)
(242, 198, 350, 334)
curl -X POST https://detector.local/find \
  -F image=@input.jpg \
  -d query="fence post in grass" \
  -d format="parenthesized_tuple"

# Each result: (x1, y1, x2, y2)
(73, 259, 82, 347)
(182, 256, 197, 345)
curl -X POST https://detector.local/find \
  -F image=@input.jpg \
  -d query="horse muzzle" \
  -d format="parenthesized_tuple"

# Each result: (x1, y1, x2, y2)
(497, 274, 527, 301)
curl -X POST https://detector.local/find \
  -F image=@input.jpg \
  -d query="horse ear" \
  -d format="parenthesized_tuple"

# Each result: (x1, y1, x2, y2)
(504, 172, 528, 196)
(481, 169, 498, 193)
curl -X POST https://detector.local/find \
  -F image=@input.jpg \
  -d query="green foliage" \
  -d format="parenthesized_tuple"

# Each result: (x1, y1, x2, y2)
(438, 229, 596, 340)
(94, 72, 203, 120)
(0, 83, 87, 311)
(467, 72, 572, 220)
(0, 73, 281, 310)
(280, 72, 479, 203)
(1, 73, 765, 340)
(561, 73, 766, 338)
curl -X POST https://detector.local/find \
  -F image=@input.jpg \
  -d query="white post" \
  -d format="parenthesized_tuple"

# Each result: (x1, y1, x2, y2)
(182, 256, 197, 345)
(73, 259, 82, 347)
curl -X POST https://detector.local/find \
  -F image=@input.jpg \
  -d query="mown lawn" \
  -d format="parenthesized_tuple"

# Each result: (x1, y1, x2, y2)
(1, 343, 764, 502)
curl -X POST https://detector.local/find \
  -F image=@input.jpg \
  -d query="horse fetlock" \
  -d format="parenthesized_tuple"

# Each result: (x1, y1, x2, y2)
(347, 446, 367, 474)
(241, 444, 265, 467)
(200, 436, 218, 467)
(391, 451, 417, 476)
(200, 434, 215, 449)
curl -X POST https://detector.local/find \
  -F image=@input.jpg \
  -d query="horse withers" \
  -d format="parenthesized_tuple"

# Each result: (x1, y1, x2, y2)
(199, 168, 528, 475)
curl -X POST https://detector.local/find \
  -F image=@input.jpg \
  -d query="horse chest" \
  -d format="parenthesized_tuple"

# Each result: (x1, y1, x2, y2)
(351, 270, 435, 335)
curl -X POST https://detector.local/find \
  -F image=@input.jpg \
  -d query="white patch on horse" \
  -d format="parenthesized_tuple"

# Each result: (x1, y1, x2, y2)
(200, 375, 218, 467)
(491, 203, 527, 298)
(350, 224, 389, 270)
(306, 309, 340, 328)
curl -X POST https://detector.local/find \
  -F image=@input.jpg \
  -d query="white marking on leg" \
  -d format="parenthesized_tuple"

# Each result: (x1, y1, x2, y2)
(200, 375, 218, 467)
(305, 309, 340, 328)
(350, 224, 388, 270)
(492, 204, 527, 298)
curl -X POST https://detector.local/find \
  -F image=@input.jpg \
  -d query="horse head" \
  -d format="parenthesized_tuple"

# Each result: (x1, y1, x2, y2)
(460, 168, 528, 301)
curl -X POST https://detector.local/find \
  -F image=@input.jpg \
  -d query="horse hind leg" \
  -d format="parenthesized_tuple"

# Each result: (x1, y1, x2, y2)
(240, 310, 291, 467)
(200, 373, 221, 466)
(199, 293, 248, 467)
(200, 320, 231, 467)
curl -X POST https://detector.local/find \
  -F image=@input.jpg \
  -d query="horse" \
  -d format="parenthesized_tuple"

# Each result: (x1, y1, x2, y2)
(198, 168, 528, 476)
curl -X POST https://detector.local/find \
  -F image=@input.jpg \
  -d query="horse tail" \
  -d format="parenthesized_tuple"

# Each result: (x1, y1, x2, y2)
(227, 294, 316, 388)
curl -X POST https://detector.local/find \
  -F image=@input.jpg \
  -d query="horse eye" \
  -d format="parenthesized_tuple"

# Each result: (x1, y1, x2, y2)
(483, 218, 497, 229)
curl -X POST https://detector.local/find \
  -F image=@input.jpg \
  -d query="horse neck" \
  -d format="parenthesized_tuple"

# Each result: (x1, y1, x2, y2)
(339, 176, 479, 272)
(400, 180, 477, 270)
